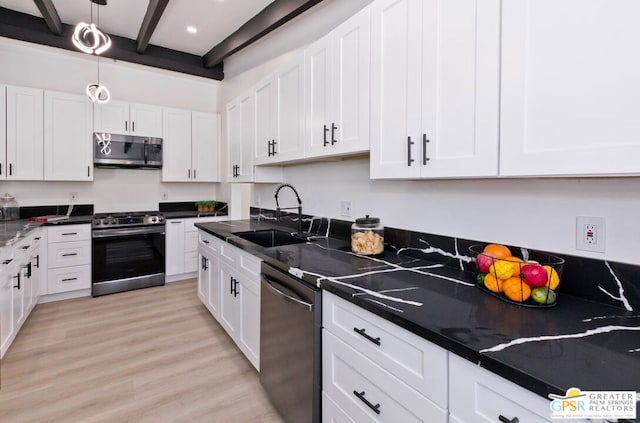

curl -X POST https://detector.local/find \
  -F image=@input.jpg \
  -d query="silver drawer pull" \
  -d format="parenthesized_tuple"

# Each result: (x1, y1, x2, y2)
(499, 416, 519, 423)
(62, 232, 78, 236)
(62, 253, 78, 257)
(62, 277, 78, 282)
(354, 327, 381, 346)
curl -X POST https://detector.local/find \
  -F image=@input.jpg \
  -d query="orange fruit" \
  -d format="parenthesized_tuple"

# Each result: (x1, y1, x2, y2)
(483, 244, 512, 259)
(543, 265, 560, 290)
(483, 274, 503, 293)
(502, 277, 531, 302)
(504, 256, 523, 277)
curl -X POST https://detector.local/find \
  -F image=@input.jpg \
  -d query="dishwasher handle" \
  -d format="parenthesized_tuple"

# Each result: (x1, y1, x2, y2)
(262, 274, 313, 312)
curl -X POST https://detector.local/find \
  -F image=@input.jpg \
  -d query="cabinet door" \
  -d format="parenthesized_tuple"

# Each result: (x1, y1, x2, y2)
(130, 103, 162, 137)
(274, 55, 305, 162)
(227, 98, 242, 181)
(238, 92, 256, 181)
(219, 263, 240, 337)
(12, 264, 25, 330)
(500, 1, 640, 176)
(162, 108, 192, 182)
(420, 0, 499, 177)
(94, 100, 130, 134)
(44, 91, 93, 181)
(6, 86, 44, 180)
(0, 265, 15, 358)
(30, 244, 41, 308)
(165, 220, 185, 275)
(191, 112, 220, 182)
(0, 85, 6, 179)
(254, 77, 276, 164)
(305, 34, 333, 158)
(197, 251, 209, 304)
(237, 273, 260, 370)
(330, 6, 370, 156)
(370, 0, 422, 179)
(205, 251, 221, 319)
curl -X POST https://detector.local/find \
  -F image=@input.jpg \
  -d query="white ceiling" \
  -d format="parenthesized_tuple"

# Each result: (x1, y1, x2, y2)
(0, 0, 275, 56)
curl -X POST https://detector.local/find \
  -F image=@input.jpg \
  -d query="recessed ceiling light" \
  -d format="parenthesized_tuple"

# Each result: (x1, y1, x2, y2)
(186, 26, 197, 34)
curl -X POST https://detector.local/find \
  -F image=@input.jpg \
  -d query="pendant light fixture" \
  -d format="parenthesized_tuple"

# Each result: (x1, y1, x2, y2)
(74, 0, 111, 103)
(72, 0, 111, 55)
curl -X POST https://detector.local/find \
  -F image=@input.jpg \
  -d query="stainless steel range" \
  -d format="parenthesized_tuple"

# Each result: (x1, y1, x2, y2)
(92, 211, 166, 297)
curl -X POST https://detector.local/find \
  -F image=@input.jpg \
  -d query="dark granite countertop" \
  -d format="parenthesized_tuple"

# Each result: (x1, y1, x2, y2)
(0, 216, 93, 247)
(162, 211, 228, 219)
(196, 219, 640, 419)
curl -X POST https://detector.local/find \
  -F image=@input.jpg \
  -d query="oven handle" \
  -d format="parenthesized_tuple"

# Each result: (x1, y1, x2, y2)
(262, 274, 313, 312)
(92, 226, 166, 238)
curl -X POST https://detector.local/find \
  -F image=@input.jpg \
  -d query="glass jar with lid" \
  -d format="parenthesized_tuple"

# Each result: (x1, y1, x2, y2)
(351, 215, 384, 255)
(0, 193, 19, 221)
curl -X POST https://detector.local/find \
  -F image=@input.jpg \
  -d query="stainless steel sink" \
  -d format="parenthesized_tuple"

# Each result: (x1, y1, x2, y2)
(232, 229, 309, 248)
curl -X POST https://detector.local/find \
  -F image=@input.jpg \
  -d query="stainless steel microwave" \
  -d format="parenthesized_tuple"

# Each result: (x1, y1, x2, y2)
(93, 133, 162, 169)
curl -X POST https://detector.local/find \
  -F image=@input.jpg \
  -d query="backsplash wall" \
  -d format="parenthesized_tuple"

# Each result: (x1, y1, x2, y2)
(252, 158, 640, 266)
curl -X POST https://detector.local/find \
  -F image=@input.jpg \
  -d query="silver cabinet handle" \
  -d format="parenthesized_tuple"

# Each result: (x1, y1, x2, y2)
(262, 275, 313, 311)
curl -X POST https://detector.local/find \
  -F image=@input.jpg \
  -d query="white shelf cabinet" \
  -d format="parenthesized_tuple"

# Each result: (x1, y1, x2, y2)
(94, 100, 162, 138)
(370, 0, 500, 179)
(254, 54, 305, 165)
(305, 6, 371, 159)
(197, 229, 261, 370)
(162, 108, 221, 182)
(500, 0, 640, 176)
(5, 85, 44, 180)
(227, 91, 283, 183)
(44, 91, 93, 181)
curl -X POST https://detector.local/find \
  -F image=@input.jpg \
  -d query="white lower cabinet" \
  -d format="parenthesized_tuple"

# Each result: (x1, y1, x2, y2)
(1, 228, 43, 358)
(197, 229, 261, 370)
(322, 292, 448, 422)
(45, 224, 91, 294)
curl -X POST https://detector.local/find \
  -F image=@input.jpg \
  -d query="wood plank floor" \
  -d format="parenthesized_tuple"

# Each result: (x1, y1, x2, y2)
(0, 279, 284, 423)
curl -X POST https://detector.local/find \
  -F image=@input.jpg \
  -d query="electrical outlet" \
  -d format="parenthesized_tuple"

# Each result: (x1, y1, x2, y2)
(340, 201, 352, 218)
(576, 216, 605, 253)
(69, 192, 78, 203)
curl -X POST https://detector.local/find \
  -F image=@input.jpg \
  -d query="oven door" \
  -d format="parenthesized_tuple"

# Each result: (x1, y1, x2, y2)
(92, 226, 166, 296)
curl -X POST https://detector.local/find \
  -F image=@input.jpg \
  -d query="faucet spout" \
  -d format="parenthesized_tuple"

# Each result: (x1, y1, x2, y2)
(274, 184, 303, 237)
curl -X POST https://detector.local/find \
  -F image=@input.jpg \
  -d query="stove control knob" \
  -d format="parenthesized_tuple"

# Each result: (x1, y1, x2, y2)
(151, 216, 158, 223)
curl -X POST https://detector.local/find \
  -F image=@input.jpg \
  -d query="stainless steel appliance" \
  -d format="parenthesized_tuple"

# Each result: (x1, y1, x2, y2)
(92, 211, 165, 297)
(93, 133, 162, 169)
(260, 262, 321, 423)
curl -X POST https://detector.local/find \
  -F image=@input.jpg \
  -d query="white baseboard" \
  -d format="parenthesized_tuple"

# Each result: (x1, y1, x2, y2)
(165, 272, 197, 283)
(38, 288, 91, 304)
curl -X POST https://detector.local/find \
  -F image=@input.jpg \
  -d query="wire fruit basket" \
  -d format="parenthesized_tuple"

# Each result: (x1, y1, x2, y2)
(469, 244, 565, 307)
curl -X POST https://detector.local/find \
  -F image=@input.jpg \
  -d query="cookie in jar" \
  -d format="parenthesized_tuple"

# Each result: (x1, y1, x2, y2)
(351, 215, 384, 255)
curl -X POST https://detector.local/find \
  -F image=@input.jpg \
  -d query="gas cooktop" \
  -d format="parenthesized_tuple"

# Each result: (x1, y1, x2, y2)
(93, 211, 165, 229)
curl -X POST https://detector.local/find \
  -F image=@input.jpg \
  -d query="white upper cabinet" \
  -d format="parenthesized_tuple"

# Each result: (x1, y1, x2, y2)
(254, 54, 305, 164)
(94, 100, 162, 137)
(305, 6, 371, 159)
(370, 0, 500, 179)
(500, 0, 640, 177)
(6, 86, 44, 180)
(0, 85, 5, 179)
(44, 91, 93, 181)
(162, 108, 221, 183)
(228, 91, 283, 183)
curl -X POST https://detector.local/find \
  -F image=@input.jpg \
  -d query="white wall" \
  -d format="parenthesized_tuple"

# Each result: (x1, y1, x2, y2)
(1, 37, 221, 211)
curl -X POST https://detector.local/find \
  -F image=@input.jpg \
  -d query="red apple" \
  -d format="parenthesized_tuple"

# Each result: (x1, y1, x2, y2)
(476, 253, 495, 273)
(521, 264, 548, 287)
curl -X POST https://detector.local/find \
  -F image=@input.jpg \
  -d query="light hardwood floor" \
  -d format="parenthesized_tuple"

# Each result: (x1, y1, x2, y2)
(0, 279, 284, 423)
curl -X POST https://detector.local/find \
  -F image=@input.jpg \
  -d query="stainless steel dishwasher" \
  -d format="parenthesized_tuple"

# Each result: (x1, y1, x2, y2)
(260, 262, 321, 423)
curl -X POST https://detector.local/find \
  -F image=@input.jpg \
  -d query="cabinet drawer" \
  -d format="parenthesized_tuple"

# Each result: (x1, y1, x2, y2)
(48, 241, 90, 268)
(184, 230, 198, 253)
(323, 292, 448, 408)
(47, 224, 90, 243)
(323, 330, 447, 423)
(238, 250, 261, 279)
(199, 231, 219, 254)
(219, 240, 237, 265)
(47, 265, 91, 293)
(323, 391, 357, 423)
(449, 354, 572, 423)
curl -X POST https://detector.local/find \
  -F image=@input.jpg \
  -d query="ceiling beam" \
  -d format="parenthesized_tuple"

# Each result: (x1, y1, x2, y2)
(0, 7, 223, 80)
(32, 0, 62, 35)
(136, 0, 170, 54)
(203, 0, 324, 68)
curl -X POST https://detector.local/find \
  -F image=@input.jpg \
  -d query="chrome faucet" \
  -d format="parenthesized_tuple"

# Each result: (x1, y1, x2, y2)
(274, 184, 303, 237)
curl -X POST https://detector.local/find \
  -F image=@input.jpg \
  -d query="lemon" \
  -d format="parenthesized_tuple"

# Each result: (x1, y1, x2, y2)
(489, 260, 514, 280)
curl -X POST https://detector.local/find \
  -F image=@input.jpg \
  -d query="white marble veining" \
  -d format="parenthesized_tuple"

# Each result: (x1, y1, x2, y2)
(481, 325, 640, 353)
(397, 239, 475, 266)
(598, 261, 633, 311)
(582, 314, 640, 323)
